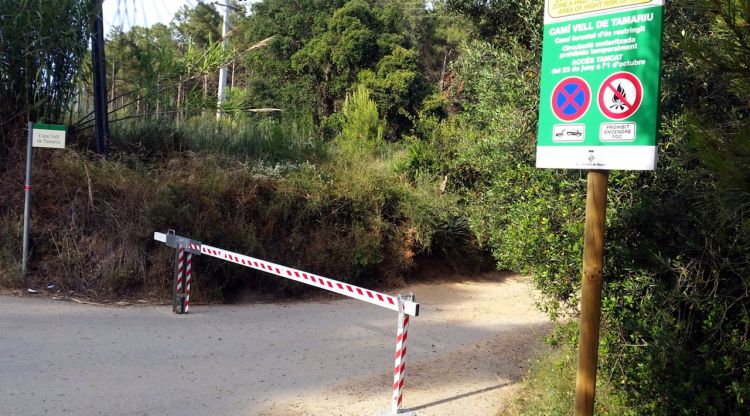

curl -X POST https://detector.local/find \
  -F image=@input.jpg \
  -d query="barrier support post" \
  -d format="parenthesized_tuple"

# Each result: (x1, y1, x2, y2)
(392, 294, 413, 414)
(184, 252, 193, 313)
(173, 246, 186, 314)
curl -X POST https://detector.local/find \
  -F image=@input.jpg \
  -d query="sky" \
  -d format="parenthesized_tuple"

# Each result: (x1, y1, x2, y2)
(103, 0, 258, 34)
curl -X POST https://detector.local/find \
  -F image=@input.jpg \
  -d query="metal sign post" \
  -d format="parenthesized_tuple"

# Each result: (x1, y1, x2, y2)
(22, 123, 66, 282)
(21, 123, 33, 279)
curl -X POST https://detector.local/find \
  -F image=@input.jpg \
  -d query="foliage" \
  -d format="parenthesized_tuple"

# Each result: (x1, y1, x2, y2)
(109, 114, 326, 164)
(0, 145, 468, 300)
(404, 39, 586, 315)
(442, 0, 543, 48)
(172, 2, 221, 47)
(507, 324, 635, 416)
(243, 0, 434, 137)
(336, 85, 385, 159)
(4, 2, 750, 413)
(436, 1, 750, 414)
(0, 0, 93, 150)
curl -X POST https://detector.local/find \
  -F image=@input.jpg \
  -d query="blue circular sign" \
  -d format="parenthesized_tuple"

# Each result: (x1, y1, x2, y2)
(551, 77, 591, 122)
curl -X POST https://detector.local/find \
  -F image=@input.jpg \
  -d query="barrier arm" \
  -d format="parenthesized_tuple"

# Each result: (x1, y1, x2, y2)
(154, 231, 419, 317)
(154, 230, 419, 414)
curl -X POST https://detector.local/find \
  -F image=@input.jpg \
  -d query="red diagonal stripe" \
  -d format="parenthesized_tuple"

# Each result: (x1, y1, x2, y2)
(607, 82, 633, 108)
(560, 86, 583, 111)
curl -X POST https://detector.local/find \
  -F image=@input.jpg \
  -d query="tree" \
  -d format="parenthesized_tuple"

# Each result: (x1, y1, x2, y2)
(173, 2, 222, 48)
(442, 0, 542, 48)
(0, 0, 93, 150)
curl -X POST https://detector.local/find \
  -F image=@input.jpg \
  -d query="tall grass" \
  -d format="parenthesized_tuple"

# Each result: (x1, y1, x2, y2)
(505, 324, 634, 416)
(108, 115, 327, 164)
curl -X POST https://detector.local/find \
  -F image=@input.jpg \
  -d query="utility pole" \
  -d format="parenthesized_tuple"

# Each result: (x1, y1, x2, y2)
(216, 1, 231, 120)
(91, 0, 109, 157)
(215, 1, 245, 120)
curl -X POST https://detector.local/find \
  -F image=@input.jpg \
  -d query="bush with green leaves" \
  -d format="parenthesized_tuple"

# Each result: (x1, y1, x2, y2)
(0, 0, 93, 150)
(336, 85, 385, 159)
(416, 2, 750, 413)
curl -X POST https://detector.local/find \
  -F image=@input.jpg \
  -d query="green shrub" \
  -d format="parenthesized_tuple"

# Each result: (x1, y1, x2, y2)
(336, 85, 385, 159)
(413, 5, 750, 412)
(508, 324, 635, 416)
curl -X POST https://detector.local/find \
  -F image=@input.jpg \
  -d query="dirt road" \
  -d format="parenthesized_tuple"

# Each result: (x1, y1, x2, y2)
(0, 273, 551, 415)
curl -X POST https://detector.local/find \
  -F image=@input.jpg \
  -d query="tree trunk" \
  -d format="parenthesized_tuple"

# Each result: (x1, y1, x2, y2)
(110, 61, 116, 109)
(439, 50, 450, 92)
(177, 77, 182, 125)
(155, 78, 160, 119)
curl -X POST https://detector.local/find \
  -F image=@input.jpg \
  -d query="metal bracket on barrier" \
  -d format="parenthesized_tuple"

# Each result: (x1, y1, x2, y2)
(155, 230, 201, 314)
(156, 230, 202, 254)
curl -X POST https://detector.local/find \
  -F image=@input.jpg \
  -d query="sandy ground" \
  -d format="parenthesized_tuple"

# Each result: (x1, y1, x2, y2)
(0, 273, 551, 416)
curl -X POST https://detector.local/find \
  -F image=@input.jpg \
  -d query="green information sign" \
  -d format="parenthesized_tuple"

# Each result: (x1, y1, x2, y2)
(31, 123, 66, 149)
(536, 0, 664, 170)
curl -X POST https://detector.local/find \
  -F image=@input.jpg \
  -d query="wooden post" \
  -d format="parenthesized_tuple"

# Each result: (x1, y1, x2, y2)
(574, 170, 609, 415)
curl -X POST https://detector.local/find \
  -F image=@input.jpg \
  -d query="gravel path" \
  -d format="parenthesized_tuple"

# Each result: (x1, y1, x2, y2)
(0, 273, 551, 415)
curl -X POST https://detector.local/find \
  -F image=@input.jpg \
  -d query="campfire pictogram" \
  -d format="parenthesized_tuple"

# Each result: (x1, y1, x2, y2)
(610, 83, 627, 110)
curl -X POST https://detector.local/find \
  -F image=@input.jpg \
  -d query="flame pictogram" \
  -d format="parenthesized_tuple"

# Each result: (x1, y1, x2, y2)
(610, 83, 627, 110)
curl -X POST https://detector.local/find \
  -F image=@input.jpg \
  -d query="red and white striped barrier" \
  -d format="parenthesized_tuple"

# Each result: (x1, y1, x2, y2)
(184, 253, 193, 313)
(392, 298, 411, 413)
(155, 230, 419, 414)
(173, 248, 186, 314)
(194, 242, 419, 317)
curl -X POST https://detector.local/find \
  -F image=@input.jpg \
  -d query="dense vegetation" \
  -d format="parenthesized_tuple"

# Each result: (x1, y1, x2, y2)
(1, 0, 748, 414)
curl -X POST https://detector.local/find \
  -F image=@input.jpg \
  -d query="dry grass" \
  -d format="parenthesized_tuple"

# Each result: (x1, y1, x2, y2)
(0, 146, 479, 301)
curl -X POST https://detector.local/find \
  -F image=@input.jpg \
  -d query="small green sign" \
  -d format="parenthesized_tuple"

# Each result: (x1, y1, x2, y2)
(31, 123, 66, 131)
(31, 123, 66, 149)
(536, 1, 664, 170)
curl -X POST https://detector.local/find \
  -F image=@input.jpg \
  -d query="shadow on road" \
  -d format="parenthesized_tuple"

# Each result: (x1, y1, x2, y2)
(404, 381, 514, 412)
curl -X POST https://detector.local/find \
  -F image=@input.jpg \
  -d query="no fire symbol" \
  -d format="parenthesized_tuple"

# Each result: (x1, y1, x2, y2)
(598, 72, 643, 120)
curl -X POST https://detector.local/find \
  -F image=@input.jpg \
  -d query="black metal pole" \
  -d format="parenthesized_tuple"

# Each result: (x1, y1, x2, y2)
(91, 1, 109, 157)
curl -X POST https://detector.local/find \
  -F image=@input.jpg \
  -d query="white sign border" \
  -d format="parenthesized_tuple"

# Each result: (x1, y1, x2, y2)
(545, 0, 665, 24)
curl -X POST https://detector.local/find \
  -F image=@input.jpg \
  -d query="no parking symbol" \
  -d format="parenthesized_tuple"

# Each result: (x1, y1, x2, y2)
(598, 72, 643, 120)
(551, 77, 591, 122)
